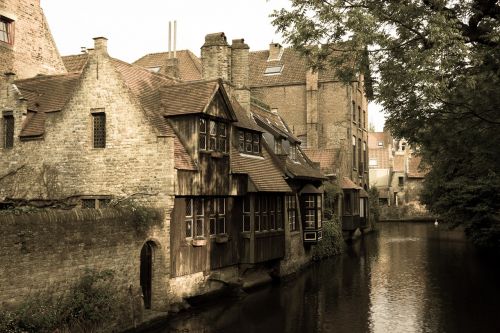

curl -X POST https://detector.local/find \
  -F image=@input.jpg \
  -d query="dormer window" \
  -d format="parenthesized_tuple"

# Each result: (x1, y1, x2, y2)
(264, 65, 283, 75)
(199, 117, 227, 153)
(0, 16, 14, 45)
(238, 129, 261, 155)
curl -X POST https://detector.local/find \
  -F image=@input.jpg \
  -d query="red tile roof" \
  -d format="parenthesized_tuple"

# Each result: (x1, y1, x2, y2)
(62, 54, 89, 72)
(341, 177, 362, 190)
(230, 144, 291, 192)
(15, 73, 81, 138)
(249, 48, 337, 87)
(231, 98, 263, 132)
(133, 50, 202, 81)
(368, 132, 389, 149)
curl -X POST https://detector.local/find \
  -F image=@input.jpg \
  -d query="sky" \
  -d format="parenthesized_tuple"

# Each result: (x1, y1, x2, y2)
(41, 0, 385, 130)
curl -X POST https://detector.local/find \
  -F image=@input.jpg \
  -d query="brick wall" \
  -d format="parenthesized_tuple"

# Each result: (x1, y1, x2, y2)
(0, 0, 66, 79)
(0, 208, 169, 313)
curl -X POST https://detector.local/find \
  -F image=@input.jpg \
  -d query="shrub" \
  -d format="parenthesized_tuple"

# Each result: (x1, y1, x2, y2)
(312, 215, 345, 260)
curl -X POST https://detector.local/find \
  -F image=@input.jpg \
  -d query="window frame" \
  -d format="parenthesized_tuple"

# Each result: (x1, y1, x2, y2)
(91, 110, 106, 148)
(287, 195, 298, 232)
(199, 117, 228, 153)
(238, 129, 261, 156)
(0, 16, 14, 45)
(3, 113, 14, 149)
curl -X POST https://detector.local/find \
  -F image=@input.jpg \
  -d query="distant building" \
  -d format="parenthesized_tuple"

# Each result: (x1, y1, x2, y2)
(368, 131, 427, 209)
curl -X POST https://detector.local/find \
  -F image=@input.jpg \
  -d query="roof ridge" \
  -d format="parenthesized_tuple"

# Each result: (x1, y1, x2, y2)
(14, 72, 81, 83)
(110, 57, 176, 84)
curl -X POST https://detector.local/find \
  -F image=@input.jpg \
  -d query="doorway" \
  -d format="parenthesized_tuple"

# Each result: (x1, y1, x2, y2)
(140, 241, 154, 309)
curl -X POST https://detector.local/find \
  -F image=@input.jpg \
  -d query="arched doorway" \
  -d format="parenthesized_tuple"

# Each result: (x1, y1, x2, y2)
(140, 241, 154, 309)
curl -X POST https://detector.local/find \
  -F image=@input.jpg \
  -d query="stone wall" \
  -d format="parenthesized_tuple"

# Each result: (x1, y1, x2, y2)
(0, 208, 170, 312)
(0, 0, 66, 79)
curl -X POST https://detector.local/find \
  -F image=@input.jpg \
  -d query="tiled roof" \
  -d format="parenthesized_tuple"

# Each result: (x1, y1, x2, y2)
(230, 144, 291, 192)
(407, 155, 427, 178)
(231, 98, 263, 132)
(250, 103, 324, 181)
(133, 50, 202, 81)
(249, 48, 337, 87)
(302, 148, 339, 175)
(111, 58, 176, 136)
(159, 79, 235, 119)
(15, 73, 81, 138)
(62, 54, 89, 72)
(341, 177, 362, 190)
(369, 148, 391, 169)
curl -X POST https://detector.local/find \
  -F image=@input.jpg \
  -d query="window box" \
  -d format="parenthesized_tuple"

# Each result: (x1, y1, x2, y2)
(191, 238, 207, 247)
(215, 233, 229, 243)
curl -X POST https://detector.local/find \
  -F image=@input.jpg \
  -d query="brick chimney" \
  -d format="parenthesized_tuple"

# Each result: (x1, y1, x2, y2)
(164, 21, 179, 78)
(306, 69, 319, 149)
(201, 32, 231, 81)
(93, 37, 108, 55)
(231, 39, 250, 112)
(268, 42, 283, 61)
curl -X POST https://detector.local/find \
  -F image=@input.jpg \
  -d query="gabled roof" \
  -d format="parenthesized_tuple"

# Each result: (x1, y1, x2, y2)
(231, 98, 263, 132)
(230, 144, 291, 192)
(249, 48, 337, 87)
(341, 177, 362, 190)
(133, 50, 202, 81)
(159, 79, 236, 121)
(369, 148, 391, 169)
(15, 73, 81, 138)
(250, 103, 300, 143)
(368, 132, 389, 149)
(62, 54, 89, 72)
(393, 155, 405, 172)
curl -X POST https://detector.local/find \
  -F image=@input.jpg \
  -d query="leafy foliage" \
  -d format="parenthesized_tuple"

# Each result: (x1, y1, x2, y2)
(273, 0, 500, 247)
(0, 269, 121, 333)
(312, 215, 345, 259)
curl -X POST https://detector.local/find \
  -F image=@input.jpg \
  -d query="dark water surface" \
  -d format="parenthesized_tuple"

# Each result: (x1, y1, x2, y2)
(151, 223, 500, 333)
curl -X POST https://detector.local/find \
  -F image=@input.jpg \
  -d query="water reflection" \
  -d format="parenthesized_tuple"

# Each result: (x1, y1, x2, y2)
(150, 223, 500, 333)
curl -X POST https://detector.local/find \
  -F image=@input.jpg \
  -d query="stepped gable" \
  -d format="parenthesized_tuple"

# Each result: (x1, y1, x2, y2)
(133, 50, 202, 81)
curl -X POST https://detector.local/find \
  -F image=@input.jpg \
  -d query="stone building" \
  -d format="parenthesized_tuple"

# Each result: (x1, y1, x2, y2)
(0, 0, 66, 79)
(0, 2, 325, 322)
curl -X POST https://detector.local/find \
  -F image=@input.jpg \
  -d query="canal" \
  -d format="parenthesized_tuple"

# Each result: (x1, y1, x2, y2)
(150, 223, 500, 333)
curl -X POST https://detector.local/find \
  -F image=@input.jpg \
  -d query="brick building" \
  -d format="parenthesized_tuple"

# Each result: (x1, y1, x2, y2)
(0, 0, 66, 79)
(0, 2, 325, 320)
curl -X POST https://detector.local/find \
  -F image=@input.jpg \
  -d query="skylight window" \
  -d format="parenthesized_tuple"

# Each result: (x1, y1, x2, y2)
(147, 67, 161, 73)
(264, 65, 283, 75)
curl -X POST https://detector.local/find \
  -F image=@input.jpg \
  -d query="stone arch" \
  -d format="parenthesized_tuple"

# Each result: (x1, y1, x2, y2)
(139, 238, 165, 310)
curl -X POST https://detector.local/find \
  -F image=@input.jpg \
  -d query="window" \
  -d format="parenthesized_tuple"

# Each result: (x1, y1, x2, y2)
(208, 198, 226, 235)
(0, 16, 13, 45)
(264, 65, 283, 75)
(239, 130, 261, 156)
(377, 141, 383, 147)
(255, 196, 260, 232)
(352, 136, 357, 169)
(252, 133, 260, 154)
(274, 139, 282, 154)
(3, 114, 14, 149)
(399, 176, 405, 187)
(369, 159, 378, 167)
(363, 110, 366, 129)
(186, 198, 205, 238)
(363, 141, 367, 172)
(287, 195, 298, 231)
(358, 106, 362, 128)
(242, 195, 250, 232)
(304, 195, 315, 230)
(199, 118, 207, 150)
(92, 112, 106, 148)
(358, 138, 362, 172)
(276, 196, 283, 229)
(352, 101, 356, 122)
(289, 144, 297, 161)
(82, 197, 111, 209)
(200, 118, 227, 153)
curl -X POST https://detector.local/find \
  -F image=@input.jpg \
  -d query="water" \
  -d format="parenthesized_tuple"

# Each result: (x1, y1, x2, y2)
(151, 223, 500, 333)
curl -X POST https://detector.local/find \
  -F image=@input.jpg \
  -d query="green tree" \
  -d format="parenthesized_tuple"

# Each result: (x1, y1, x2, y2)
(272, 0, 500, 247)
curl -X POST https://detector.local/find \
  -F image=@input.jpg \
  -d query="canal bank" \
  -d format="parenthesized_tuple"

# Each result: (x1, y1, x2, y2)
(141, 222, 500, 333)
